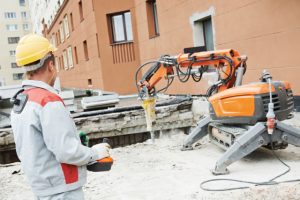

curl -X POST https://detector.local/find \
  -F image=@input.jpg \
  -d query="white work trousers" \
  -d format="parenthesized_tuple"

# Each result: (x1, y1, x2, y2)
(36, 187, 84, 200)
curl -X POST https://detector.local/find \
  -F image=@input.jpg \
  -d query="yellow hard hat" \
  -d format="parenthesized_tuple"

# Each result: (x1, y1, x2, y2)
(16, 33, 56, 68)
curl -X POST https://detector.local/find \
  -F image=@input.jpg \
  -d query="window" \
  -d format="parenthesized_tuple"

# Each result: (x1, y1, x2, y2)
(146, 0, 159, 38)
(21, 12, 27, 19)
(23, 23, 29, 30)
(88, 79, 92, 87)
(8, 37, 20, 44)
(59, 56, 63, 70)
(63, 15, 70, 38)
(9, 50, 16, 56)
(74, 46, 78, 64)
(56, 32, 60, 44)
(96, 33, 100, 58)
(5, 12, 16, 19)
(13, 73, 24, 80)
(79, 1, 83, 21)
(19, 0, 25, 6)
(6, 24, 18, 31)
(62, 50, 68, 70)
(110, 11, 133, 43)
(193, 17, 214, 51)
(67, 46, 73, 68)
(59, 22, 65, 42)
(83, 40, 89, 60)
(70, 13, 74, 31)
(55, 56, 60, 71)
(51, 34, 56, 48)
(11, 63, 18, 68)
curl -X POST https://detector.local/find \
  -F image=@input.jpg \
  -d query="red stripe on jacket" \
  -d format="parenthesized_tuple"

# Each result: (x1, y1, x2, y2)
(24, 87, 78, 184)
(24, 88, 65, 107)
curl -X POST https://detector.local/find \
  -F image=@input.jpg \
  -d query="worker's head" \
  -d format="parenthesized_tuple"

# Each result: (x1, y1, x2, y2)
(16, 34, 57, 86)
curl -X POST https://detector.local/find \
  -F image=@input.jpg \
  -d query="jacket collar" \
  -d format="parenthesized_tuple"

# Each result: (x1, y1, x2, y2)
(22, 80, 58, 94)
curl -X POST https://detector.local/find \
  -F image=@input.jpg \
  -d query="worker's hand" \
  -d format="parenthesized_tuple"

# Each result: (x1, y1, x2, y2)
(91, 143, 111, 161)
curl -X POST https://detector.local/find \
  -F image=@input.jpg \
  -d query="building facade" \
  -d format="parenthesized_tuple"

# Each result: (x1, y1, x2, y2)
(28, 0, 65, 34)
(0, 0, 32, 86)
(33, 0, 300, 96)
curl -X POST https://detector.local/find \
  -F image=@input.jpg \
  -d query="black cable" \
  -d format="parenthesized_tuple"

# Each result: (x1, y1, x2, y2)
(200, 134, 300, 191)
(135, 60, 161, 97)
(191, 67, 203, 82)
(156, 76, 174, 93)
(176, 64, 192, 83)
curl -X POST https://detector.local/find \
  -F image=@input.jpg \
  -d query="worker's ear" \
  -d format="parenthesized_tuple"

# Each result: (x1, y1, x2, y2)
(47, 60, 56, 72)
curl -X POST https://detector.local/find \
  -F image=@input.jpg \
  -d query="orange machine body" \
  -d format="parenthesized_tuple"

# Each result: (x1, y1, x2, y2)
(208, 81, 293, 124)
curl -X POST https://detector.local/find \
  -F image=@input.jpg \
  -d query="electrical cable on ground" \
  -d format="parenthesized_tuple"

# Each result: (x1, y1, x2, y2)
(200, 134, 300, 191)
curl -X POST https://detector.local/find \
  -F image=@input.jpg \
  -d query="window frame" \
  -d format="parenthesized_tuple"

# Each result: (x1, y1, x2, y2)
(152, 1, 159, 36)
(55, 56, 60, 72)
(83, 40, 89, 61)
(51, 34, 56, 48)
(11, 63, 18, 68)
(6, 24, 18, 31)
(21, 11, 27, 19)
(64, 15, 70, 38)
(62, 50, 68, 70)
(8, 37, 20, 44)
(110, 11, 133, 44)
(19, 0, 26, 6)
(74, 46, 78, 64)
(59, 22, 65, 43)
(13, 73, 24, 80)
(70, 13, 74, 31)
(67, 46, 74, 68)
(5, 12, 17, 19)
(9, 50, 16, 56)
(23, 23, 29, 30)
(79, 0, 84, 22)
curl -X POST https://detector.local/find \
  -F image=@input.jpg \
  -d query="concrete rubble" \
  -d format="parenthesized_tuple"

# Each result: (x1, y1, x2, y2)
(0, 96, 200, 164)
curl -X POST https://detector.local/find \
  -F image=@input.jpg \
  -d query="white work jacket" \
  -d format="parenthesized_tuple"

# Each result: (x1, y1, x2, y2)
(11, 80, 98, 197)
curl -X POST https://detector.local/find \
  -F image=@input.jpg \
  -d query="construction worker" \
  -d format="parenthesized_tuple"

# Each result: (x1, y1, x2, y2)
(10, 34, 110, 199)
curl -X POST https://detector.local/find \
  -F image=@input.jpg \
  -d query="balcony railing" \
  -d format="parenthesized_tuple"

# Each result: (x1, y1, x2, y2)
(111, 42, 135, 64)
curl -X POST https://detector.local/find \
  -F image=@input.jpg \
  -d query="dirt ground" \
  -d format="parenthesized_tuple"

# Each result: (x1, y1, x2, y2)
(1, 114, 300, 200)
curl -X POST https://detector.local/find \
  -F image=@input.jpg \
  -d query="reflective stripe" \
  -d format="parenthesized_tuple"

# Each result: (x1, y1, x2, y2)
(24, 88, 64, 107)
(60, 163, 79, 184)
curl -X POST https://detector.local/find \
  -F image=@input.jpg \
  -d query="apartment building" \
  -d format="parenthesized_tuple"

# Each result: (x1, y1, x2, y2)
(0, 0, 32, 86)
(28, 0, 66, 34)
(34, 0, 300, 97)
(38, 0, 140, 93)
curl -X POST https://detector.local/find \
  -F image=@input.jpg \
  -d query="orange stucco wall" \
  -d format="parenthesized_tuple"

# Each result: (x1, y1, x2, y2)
(46, 0, 104, 89)
(46, 0, 300, 95)
(134, 0, 300, 95)
(93, 0, 141, 94)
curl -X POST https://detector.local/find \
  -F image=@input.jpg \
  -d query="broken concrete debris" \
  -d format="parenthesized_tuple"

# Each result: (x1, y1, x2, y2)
(0, 95, 202, 164)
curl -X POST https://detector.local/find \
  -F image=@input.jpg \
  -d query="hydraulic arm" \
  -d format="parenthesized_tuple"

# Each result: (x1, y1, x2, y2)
(136, 49, 247, 99)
